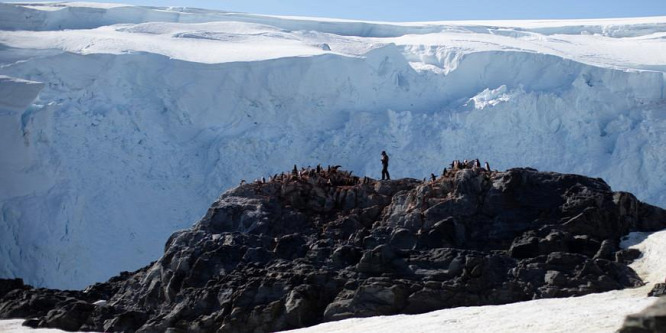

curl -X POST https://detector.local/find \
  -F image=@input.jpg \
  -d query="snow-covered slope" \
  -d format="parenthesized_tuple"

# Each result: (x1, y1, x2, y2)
(0, 2, 665, 289)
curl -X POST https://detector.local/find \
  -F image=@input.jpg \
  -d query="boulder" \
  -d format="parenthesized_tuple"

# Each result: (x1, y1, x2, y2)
(649, 283, 666, 297)
(41, 300, 95, 331)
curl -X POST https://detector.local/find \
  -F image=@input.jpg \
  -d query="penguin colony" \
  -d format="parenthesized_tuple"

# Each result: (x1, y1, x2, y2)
(240, 158, 494, 188)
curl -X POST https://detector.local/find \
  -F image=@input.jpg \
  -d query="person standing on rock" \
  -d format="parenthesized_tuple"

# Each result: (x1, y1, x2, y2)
(381, 151, 390, 180)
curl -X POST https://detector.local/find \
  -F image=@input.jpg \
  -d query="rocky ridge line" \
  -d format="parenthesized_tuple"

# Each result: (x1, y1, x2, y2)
(1, 165, 666, 332)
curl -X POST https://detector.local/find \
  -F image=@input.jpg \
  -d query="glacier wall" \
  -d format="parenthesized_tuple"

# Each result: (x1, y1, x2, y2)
(1, 4, 665, 289)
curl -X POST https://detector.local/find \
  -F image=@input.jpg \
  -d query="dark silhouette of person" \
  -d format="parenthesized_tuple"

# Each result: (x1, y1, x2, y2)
(381, 151, 390, 180)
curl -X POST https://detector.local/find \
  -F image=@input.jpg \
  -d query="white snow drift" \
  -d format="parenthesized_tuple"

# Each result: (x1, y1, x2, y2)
(0, 3, 665, 289)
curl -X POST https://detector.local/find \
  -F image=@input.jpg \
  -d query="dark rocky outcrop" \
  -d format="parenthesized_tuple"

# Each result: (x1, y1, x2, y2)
(649, 283, 666, 298)
(1, 166, 665, 332)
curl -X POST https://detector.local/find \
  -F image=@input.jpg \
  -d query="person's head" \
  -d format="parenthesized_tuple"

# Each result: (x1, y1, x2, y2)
(381, 151, 386, 155)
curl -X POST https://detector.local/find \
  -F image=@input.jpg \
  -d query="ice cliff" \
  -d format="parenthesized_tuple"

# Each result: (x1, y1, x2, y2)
(0, 2, 665, 289)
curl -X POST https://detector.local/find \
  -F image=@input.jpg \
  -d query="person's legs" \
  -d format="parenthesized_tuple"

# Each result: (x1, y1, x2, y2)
(382, 167, 390, 180)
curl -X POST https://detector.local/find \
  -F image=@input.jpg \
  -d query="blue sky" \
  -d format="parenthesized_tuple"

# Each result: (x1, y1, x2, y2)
(71, 0, 666, 21)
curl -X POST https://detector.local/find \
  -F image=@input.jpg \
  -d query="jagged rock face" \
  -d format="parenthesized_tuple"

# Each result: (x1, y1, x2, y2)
(1, 167, 665, 333)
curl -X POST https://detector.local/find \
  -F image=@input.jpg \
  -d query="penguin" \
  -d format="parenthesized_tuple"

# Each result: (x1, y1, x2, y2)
(431, 173, 437, 182)
(485, 161, 491, 172)
(261, 177, 266, 184)
(240, 179, 246, 186)
(442, 167, 447, 176)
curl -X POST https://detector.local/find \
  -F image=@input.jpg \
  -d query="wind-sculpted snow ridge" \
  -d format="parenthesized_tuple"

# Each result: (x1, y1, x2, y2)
(0, 166, 665, 332)
(1, 2, 666, 290)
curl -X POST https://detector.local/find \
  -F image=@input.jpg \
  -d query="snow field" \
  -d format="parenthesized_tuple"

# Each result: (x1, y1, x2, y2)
(0, 320, 69, 333)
